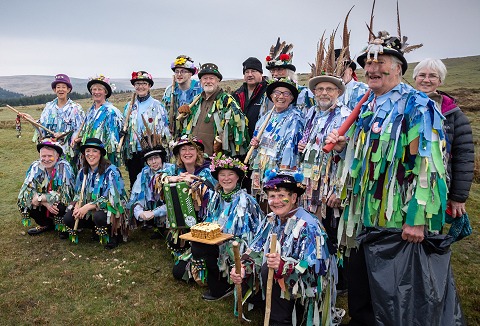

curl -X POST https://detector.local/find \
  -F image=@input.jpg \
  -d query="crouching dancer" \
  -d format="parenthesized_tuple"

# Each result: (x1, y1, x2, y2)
(230, 171, 338, 325)
(63, 138, 128, 249)
(18, 139, 75, 236)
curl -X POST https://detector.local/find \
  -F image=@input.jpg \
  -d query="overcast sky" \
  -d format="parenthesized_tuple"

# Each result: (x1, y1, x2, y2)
(1, 0, 479, 80)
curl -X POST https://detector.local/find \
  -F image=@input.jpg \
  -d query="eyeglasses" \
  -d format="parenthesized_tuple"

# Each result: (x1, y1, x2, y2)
(146, 155, 161, 163)
(314, 87, 338, 94)
(134, 82, 149, 87)
(272, 90, 293, 97)
(416, 73, 439, 81)
(174, 69, 190, 75)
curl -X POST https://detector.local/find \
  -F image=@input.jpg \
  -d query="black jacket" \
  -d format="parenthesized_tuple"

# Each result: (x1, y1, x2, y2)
(232, 80, 267, 139)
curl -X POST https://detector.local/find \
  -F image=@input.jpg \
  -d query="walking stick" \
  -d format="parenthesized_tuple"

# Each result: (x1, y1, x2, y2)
(322, 89, 371, 153)
(117, 92, 136, 152)
(232, 241, 243, 323)
(168, 75, 176, 134)
(264, 233, 277, 326)
(176, 94, 202, 121)
(71, 175, 87, 243)
(6, 105, 55, 135)
(243, 106, 276, 164)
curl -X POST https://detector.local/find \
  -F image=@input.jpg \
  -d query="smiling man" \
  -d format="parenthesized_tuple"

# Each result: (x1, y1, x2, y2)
(18, 139, 75, 237)
(326, 29, 449, 325)
(182, 63, 248, 156)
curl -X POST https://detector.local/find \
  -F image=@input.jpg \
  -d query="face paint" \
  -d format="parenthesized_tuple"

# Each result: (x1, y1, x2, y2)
(281, 198, 290, 204)
(382, 71, 390, 75)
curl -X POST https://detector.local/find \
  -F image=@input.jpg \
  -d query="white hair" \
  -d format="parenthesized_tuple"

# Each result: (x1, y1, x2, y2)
(413, 58, 447, 83)
(390, 55, 403, 80)
(269, 68, 298, 82)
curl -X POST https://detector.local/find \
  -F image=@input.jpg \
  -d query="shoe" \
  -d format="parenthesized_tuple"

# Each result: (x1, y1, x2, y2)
(104, 234, 122, 250)
(27, 225, 51, 236)
(91, 230, 100, 242)
(202, 287, 234, 301)
(59, 232, 69, 240)
(150, 231, 162, 240)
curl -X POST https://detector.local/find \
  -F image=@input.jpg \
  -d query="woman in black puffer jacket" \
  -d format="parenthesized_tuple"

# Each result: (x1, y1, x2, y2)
(414, 58, 474, 218)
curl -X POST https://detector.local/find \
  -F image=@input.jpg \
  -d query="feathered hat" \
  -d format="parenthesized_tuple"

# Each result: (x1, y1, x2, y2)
(356, 0, 423, 75)
(265, 37, 296, 72)
(335, 6, 357, 72)
(308, 29, 346, 96)
(135, 115, 168, 161)
(263, 169, 306, 196)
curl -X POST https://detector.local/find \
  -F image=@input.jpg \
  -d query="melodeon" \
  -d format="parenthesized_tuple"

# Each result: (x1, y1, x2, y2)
(163, 182, 197, 228)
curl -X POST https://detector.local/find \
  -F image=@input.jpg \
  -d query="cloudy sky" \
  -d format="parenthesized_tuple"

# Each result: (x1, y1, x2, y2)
(1, 0, 479, 80)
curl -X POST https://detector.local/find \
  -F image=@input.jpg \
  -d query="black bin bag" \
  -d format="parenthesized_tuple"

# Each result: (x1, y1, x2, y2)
(357, 227, 466, 326)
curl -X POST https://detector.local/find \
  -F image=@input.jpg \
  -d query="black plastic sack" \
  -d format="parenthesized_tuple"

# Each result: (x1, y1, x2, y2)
(357, 228, 465, 326)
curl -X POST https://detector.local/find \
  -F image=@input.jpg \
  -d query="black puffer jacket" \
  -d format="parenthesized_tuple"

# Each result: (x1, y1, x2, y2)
(437, 91, 474, 203)
(232, 79, 267, 139)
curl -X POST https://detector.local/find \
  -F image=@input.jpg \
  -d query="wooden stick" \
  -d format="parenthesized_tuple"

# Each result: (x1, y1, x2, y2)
(169, 75, 176, 134)
(264, 233, 277, 326)
(6, 105, 55, 135)
(244, 106, 276, 164)
(117, 92, 137, 152)
(73, 175, 87, 233)
(232, 241, 243, 323)
(176, 94, 202, 120)
(322, 89, 371, 153)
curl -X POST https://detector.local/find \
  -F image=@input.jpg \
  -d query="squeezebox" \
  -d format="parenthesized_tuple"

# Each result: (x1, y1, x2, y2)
(163, 182, 197, 228)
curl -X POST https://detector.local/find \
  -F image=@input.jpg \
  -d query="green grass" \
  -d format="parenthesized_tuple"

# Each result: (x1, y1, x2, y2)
(1, 55, 480, 325)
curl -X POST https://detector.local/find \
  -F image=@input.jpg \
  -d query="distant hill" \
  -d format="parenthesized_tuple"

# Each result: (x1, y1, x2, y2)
(0, 86, 24, 99)
(0, 75, 172, 96)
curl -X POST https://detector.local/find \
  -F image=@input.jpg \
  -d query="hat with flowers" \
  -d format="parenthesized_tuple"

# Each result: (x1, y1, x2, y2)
(171, 55, 198, 75)
(210, 153, 248, 180)
(265, 37, 296, 72)
(172, 135, 205, 156)
(87, 74, 116, 98)
(130, 71, 154, 87)
(266, 77, 299, 103)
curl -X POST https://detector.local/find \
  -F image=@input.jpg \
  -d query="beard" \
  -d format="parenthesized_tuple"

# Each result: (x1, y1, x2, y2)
(203, 85, 217, 93)
(316, 99, 334, 111)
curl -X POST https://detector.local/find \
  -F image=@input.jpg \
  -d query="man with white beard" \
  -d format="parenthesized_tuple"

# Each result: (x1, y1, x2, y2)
(181, 63, 249, 156)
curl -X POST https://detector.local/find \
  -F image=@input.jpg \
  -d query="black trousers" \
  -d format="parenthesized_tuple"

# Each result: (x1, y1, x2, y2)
(63, 208, 108, 230)
(28, 203, 66, 228)
(347, 247, 375, 326)
(190, 242, 231, 297)
(125, 152, 145, 189)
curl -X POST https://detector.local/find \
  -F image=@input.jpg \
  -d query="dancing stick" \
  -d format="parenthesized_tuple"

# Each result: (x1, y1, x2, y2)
(243, 106, 276, 164)
(322, 89, 371, 153)
(72, 174, 87, 241)
(117, 92, 136, 152)
(6, 105, 55, 135)
(176, 94, 202, 120)
(232, 241, 243, 323)
(264, 233, 277, 326)
(168, 75, 176, 134)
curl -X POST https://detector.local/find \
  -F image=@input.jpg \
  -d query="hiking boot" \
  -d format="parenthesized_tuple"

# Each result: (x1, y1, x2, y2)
(202, 287, 234, 301)
(27, 225, 51, 236)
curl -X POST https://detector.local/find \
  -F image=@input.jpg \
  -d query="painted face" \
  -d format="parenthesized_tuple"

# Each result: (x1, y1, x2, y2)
(243, 69, 263, 86)
(54, 83, 71, 101)
(39, 147, 59, 170)
(313, 81, 339, 111)
(200, 74, 220, 94)
(84, 147, 102, 169)
(266, 188, 297, 219)
(270, 67, 288, 78)
(179, 144, 198, 166)
(174, 68, 193, 85)
(414, 68, 441, 94)
(364, 54, 401, 96)
(90, 84, 107, 104)
(271, 86, 294, 112)
(217, 169, 239, 193)
(134, 81, 151, 97)
(146, 154, 163, 171)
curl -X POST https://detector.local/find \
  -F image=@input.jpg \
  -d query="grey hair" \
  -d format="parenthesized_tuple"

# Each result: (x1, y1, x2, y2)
(269, 69, 298, 82)
(413, 58, 447, 83)
(390, 55, 403, 80)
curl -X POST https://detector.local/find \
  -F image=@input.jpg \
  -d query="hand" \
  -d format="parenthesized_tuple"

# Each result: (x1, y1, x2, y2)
(448, 200, 466, 218)
(326, 193, 341, 208)
(31, 194, 41, 207)
(70, 137, 81, 147)
(20, 113, 33, 120)
(250, 137, 259, 148)
(73, 203, 94, 220)
(53, 132, 62, 139)
(213, 138, 222, 153)
(401, 224, 425, 243)
(44, 202, 60, 215)
(325, 129, 347, 152)
(177, 104, 191, 114)
(298, 142, 306, 153)
(142, 211, 155, 221)
(266, 252, 281, 270)
(230, 266, 245, 284)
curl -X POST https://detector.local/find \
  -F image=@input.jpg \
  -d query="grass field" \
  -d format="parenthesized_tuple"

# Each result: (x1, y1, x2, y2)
(0, 56, 479, 325)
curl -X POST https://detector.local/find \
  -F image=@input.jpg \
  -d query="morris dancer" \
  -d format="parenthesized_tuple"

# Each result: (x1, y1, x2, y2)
(63, 138, 128, 249)
(181, 63, 249, 156)
(122, 71, 170, 187)
(72, 75, 123, 166)
(230, 171, 338, 325)
(18, 139, 75, 237)
(162, 55, 202, 140)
